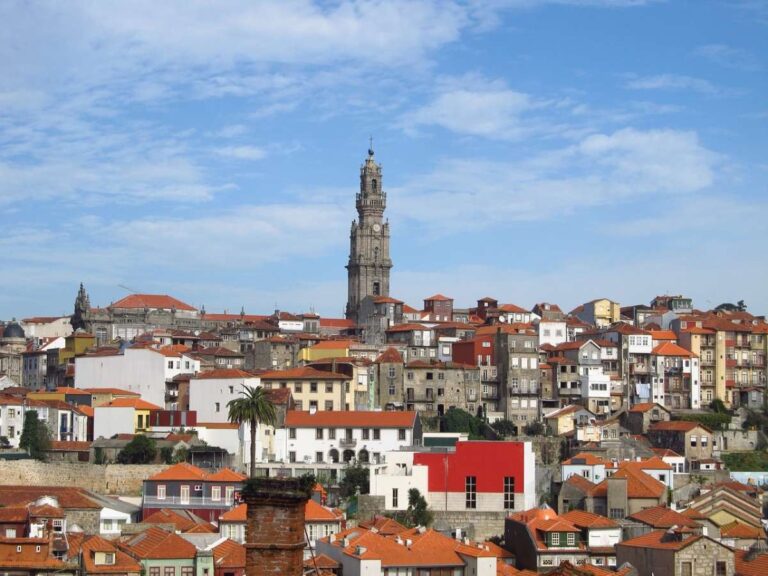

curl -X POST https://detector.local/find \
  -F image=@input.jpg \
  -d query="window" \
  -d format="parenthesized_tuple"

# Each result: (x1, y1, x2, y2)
(681, 562, 692, 576)
(465, 476, 477, 509)
(182, 568, 193, 576)
(310, 382, 318, 392)
(690, 435, 697, 447)
(389, 384, 396, 395)
(504, 477, 515, 509)
(316, 452, 323, 463)
(215, 402, 220, 413)
(407, 371, 413, 380)
(150, 568, 160, 576)
(325, 382, 333, 393)
(316, 428, 324, 439)
(289, 428, 296, 439)
(373, 429, 380, 440)
(398, 429, 406, 440)
(295, 382, 302, 392)
(701, 436, 708, 447)
(551, 533, 560, 546)
(715, 561, 726, 576)
(329, 428, 336, 439)
(392, 488, 399, 508)
(104, 553, 115, 565)
(168, 361, 174, 369)
(438, 372, 445, 380)
(609, 508, 625, 519)
(225, 486, 234, 503)
(156, 484, 166, 500)
(180, 485, 190, 504)
(289, 451, 296, 463)
(211, 486, 221, 502)
(325, 400, 334, 410)
(164, 567, 176, 576)
(567, 533, 575, 546)
(363, 428, 370, 440)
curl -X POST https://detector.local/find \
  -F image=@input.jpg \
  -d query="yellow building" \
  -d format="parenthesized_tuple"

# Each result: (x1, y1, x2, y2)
(101, 397, 162, 432)
(58, 332, 97, 365)
(299, 340, 354, 364)
(85, 387, 141, 408)
(260, 366, 353, 411)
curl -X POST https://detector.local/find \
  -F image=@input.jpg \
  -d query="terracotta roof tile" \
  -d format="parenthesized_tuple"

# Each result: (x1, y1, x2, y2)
(650, 421, 711, 432)
(120, 526, 197, 559)
(593, 467, 666, 499)
(618, 529, 702, 550)
(111, 294, 196, 312)
(560, 510, 618, 529)
(628, 505, 700, 528)
(735, 549, 768, 576)
(101, 398, 162, 410)
(213, 539, 245, 569)
(193, 369, 255, 380)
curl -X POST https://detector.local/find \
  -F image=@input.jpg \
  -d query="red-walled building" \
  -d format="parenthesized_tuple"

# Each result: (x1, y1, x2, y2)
(370, 441, 536, 514)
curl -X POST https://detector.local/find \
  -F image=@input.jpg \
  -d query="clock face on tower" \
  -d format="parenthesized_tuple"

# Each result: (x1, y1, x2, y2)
(373, 223, 381, 232)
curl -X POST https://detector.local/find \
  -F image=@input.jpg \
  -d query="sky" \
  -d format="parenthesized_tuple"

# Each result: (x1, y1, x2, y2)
(1, 0, 767, 320)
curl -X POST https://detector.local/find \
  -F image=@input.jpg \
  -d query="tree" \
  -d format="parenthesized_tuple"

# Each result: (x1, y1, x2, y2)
(117, 435, 157, 464)
(491, 419, 516, 437)
(443, 407, 486, 438)
(406, 488, 433, 528)
(523, 421, 546, 436)
(715, 301, 747, 312)
(227, 385, 276, 477)
(339, 461, 369, 498)
(19, 410, 50, 460)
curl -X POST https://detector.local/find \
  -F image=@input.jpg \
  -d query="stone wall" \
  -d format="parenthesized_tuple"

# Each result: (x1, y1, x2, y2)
(0, 461, 169, 495)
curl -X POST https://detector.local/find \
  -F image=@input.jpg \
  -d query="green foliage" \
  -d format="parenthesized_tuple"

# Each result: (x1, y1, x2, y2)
(117, 435, 157, 464)
(0, 436, 10, 448)
(710, 399, 729, 414)
(94, 446, 106, 464)
(19, 411, 50, 461)
(677, 412, 731, 431)
(389, 488, 434, 528)
(227, 385, 277, 477)
(722, 451, 768, 472)
(491, 419, 516, 437)
(743, 409, 768, 433)
(161, 447, 174, 464)
(523, 421, 547, 436)
(715, 301, 747, 312)
(339, 462, 370, 498)
(443, 407, 487, 439)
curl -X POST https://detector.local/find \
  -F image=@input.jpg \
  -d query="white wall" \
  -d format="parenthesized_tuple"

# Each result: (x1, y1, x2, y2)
(94, 406, 135, 439)
(538, 321, 567, 347)
(76, 348, 199, 407)
(188, 376, 261, 423)
(587, 527, 621, 548)
(562, 463, 606, 483)
(369, 451, 429, 510)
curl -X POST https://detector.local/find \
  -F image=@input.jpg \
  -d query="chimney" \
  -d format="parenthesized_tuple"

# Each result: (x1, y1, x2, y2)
(243, 477, 310, 576)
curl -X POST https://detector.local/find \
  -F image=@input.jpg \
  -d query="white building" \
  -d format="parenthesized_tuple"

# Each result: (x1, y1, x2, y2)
(20, 317, 73, 339)
(75, 345, 200, 408)
(538, 319, 567, 347)
(581, 366, 611, 414)
(561, 453, 608, 484)
(22, 337, 65, 390)
(188, 369, 261, 423)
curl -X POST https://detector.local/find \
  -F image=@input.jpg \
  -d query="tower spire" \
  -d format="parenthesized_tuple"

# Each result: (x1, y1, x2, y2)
(368, 135, 374, 156)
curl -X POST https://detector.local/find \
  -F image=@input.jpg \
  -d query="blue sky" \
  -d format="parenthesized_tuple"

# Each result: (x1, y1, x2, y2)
(1, 0, 767, 320)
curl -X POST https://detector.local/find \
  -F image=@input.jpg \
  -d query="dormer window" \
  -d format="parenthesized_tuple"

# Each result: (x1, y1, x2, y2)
(105, 553, 115, 565)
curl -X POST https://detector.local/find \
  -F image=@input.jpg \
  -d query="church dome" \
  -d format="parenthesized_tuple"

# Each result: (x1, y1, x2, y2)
(1, 320, 25, 340)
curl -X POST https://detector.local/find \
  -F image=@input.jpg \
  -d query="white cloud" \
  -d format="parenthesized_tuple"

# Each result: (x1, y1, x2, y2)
(694, 44, 761, 71)
(400, 86, 534, 138)
(625, 74, 720, 94)
(389, 127, 718, 229)
(215, 146, 267, 161)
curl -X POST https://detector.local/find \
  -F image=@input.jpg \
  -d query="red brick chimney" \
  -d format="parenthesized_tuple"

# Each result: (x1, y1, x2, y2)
(243, 477, 310, 576)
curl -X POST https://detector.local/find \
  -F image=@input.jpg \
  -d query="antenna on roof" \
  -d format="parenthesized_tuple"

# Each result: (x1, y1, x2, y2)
(117, 284, 141, 294)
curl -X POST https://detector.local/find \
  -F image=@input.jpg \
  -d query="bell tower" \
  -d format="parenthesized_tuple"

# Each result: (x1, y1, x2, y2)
(345, 145, 392, 323)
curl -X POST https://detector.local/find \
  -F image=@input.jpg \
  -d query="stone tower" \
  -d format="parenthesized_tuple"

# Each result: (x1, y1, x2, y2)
(345, 146, 392, 323)
(71, 282, 91, 331)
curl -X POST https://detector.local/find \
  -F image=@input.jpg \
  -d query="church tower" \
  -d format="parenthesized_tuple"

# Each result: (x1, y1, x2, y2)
(345, 146, 392, 323)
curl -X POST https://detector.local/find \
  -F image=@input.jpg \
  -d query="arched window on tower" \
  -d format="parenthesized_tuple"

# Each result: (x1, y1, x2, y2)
(371, 178, 377, 193)
(373, 282, 381, 296)
(374, 246, 379, 261)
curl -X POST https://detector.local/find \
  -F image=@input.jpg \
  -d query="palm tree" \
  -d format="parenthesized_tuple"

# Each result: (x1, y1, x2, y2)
(227, 385, 277, 477)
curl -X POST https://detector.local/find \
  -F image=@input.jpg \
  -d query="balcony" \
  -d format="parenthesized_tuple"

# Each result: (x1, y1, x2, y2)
(629, 364, 649, 375)
(726, 359, 737, 368)
(339, 437, 357, 448)
(143, 496, 235, 508)
(700, 358, 715, 367)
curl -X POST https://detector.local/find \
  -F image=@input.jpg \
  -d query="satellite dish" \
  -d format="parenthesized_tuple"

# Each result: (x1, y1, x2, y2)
(499, 317, 507, 323)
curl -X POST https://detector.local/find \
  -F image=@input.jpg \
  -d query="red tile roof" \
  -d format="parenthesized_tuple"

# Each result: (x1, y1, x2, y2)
(142, 509, 216, 533)
(386, 323, 431, 333)
(425, 294, 453, 302)
(319, 318, 356, 329)
(213, 538, 245, 569)
(83, 387, 141, 396)
(358, 515, 409, 535)
(650, 421, 711, 432)
(735, 549, 768, 576)
(147, 463, 245, 482)
(562, 453, 608, 466)
(305, 499, 344, 522)
(628, 402, 667, 413)
(285, 410, 416, 429)
(617, 529, 702, 550)
(48, 440, 91, 452)
(79, 535, 142, 574)
(193, 369, 255, 380)
(120, 526, 198, 559)
(721, 521, 764, 539)
(628, 505, 700, 528)
(101, 398, 162, 410)
(560, 510, 618, 529)
(111, 294, 197, 311)
(652, 342, 695, 357)
(260, 366, 349, 380)
(375, 347, 404, 364)
(310, 340, 354, 350)
(0, 486, 101, 509)
(593, 467, 666, 499)
(205, 469, 247, 482)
